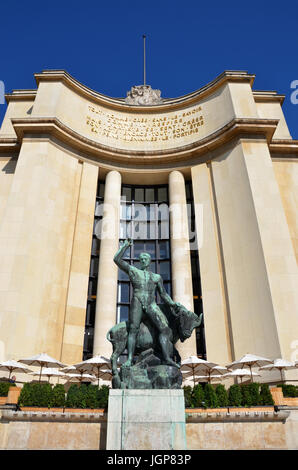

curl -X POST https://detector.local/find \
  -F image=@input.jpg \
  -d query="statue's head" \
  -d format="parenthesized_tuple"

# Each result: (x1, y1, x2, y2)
(139, 252, 151, 269)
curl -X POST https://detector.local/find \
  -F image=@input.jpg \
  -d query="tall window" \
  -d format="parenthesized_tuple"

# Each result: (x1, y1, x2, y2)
(83, 181, 105, 360)
(117, 185, 172, 323)
(83, 180, 206, 360)
(186, 181, 206, 359)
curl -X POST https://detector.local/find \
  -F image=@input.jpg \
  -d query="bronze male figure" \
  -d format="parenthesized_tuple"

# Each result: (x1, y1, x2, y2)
(113, 238, 181, 369)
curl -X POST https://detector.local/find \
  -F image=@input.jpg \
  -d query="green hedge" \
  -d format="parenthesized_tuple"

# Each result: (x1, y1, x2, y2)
(18, 382, 110, 409)
(215, 384, 229, 407)
(192, 384, 204, 407)
(260, 384, 274, 405)
(16, 381, 276, 409)
(0, 382, 15, 397)
(18, 383, 55, 407)
(228, 384, 242, 407)
(280, 384, 298, 398)
(66, 384, 109, 409)
(183, 382, 274, 408)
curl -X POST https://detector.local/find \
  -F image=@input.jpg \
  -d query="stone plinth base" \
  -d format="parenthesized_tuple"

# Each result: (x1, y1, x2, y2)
(106, 389, 187, 450)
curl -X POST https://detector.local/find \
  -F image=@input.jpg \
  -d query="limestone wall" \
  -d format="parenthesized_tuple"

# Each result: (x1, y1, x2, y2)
(0, 419, 106, 450)
(186, 411, 298, 450)
(255, 101, 292, 139)
(0, 410, 297, 450)
(272, 159, 298, 264)
(0, 140, 87, 360)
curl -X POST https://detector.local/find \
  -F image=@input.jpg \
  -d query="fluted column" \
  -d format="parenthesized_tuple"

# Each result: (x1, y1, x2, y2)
(93, 171, 121, 357)
(168, 171, 197, 359)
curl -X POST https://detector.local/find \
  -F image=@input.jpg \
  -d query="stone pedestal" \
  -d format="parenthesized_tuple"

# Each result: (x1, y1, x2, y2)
(106, 389, 187, 450)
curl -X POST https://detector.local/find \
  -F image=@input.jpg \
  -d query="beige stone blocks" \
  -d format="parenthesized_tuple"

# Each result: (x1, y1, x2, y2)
(61, 162, 99, 364)
(186, 421, 288, 450)
(0, 156, 17, 222)
(228, 81, 258, 118)
(240, 140, 298, 364)
(191, 163, 232, 365)
(273, 160, 298, 264)
(2, 421, 104, 450)
(256, 101, 292, 139)
(0, 414, 295, 450)
(0, 99, 35, 137)
(199, 139, 298, 373)
(0, 140, 85, 361)
(210, 142, 280, 360)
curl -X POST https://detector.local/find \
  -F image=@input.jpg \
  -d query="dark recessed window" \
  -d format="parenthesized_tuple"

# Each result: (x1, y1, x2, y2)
(185, 180, 206, 359)
(83, 181, 105, 360)
(117, 184, 172, 324)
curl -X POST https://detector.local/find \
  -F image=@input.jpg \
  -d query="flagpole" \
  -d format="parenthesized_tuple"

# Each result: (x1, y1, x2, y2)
(143, 34, 146, 86)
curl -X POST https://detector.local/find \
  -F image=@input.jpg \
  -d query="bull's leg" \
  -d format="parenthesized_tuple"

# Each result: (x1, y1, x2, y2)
(111, 337, 127, 368)
(107, 323, 129, 389)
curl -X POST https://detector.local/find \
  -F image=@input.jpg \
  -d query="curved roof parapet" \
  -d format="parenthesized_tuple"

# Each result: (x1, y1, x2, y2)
(32, 69, 256, 111)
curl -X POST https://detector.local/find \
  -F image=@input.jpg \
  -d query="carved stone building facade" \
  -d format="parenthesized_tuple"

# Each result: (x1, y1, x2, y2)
(0, 70, 297, 382)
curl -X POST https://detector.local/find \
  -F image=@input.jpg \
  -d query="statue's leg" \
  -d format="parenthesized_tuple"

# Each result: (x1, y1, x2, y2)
(122, 297, 143, 367)
(173, 345, 181, 367)
(146, 304, 179, 368)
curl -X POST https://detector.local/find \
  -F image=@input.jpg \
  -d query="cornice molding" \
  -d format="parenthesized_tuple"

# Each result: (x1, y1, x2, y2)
(269, 139, 298, 154)
(253, 90, 285, 105)
(8, 116, 278, 164)
(5, 90, 37, 103)
(0, 137, 20, 153)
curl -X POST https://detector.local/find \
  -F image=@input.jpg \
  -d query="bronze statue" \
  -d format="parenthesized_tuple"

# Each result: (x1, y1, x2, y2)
(107, 239, 202, 389)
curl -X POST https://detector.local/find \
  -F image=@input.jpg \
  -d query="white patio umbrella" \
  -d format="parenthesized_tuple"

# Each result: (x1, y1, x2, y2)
(203, 366, 229, 382)
(193, 374, 224, 384)
(224, 368, 261, 384)
(61, 366, 93, 384)
(61, 365, 77, 373)
(183, 365, 229, 383)
(71, 355, 111, 387)
(30, 367, 68, 384)
(0, 360, 32, 380)
(65, 373, 96, 384)
(181, 356, 218, 386)
(259, 358, 296, 382)
(18, 353, 67, 382)
(97, 368, 113, 383)
(226, 354, 272, 382)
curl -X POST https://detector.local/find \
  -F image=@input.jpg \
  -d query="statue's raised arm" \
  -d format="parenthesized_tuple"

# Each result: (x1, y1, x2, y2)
(113, 238, 132, 274)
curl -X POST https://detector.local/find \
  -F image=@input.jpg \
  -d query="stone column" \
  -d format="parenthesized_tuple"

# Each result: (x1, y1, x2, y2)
(93, 170, 122, 357)
(168, 170, 196, 359)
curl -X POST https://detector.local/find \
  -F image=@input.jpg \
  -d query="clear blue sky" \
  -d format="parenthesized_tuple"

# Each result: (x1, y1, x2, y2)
(0, 0, 297, 137)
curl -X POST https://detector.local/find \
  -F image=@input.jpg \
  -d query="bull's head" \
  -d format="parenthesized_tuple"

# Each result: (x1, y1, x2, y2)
(177, 308, 202, 342)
